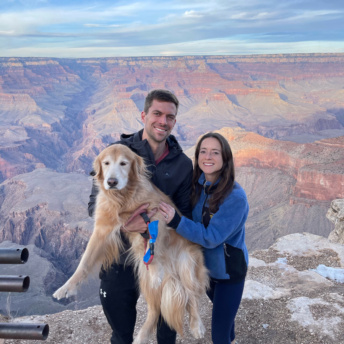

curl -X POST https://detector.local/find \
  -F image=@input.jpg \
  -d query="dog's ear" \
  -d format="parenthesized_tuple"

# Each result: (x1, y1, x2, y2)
(93, 155, 103, 180)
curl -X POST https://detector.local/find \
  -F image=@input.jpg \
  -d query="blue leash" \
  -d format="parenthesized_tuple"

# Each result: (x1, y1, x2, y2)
(143, 220, 159, 269)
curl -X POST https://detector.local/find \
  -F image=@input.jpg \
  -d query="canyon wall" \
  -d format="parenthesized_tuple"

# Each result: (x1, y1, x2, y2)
(1, 54, 344, 180)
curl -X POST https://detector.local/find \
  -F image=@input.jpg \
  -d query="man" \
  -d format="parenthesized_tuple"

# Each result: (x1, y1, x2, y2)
(88, 89, 193, 344)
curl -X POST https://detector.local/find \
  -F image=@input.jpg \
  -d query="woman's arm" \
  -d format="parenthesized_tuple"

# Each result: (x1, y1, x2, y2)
(160, 191, 249, 248)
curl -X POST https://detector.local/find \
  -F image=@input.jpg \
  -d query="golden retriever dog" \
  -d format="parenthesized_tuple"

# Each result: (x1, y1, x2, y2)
(53, 144, 209, 343)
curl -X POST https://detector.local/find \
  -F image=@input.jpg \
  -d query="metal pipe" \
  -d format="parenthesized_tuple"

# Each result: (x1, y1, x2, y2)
(0, 275, 30, 292)
(0, 323, 49, 340)
(0, 248, 29, 264)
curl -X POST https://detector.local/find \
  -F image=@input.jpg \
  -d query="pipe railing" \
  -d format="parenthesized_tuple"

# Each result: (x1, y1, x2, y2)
(0, 275, 30, 292)
(0, 247, 49, 340)
(0, 248, 29, 264)
(0, 323, 49, 340)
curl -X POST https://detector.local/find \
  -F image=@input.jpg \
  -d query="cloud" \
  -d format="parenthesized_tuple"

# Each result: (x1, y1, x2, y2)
(2, 38, 343, 59)
(0, 30, 15, 35)
(0, 0, 344, 57)
(84, 24, 121, 28)
(183, 10, 203, 18)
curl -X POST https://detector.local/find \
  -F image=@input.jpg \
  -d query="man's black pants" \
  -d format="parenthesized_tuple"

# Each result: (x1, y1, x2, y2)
(99, 263, 177, 344)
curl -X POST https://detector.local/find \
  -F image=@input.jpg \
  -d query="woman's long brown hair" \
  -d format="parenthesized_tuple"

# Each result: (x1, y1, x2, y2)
(191, 132, 235, 213)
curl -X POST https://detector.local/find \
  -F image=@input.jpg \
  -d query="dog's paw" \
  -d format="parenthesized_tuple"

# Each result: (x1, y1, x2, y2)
(133, 327, 152, 344)
(132, 337, 141, 344)
(190, 319, 206, 339)
(52, 283, 77, 300)
(133, 334, 149, 344)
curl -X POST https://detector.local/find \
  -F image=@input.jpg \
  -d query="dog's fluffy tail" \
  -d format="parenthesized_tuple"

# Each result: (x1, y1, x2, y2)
(160, 245, 209, 336)
(160, 276, 188, 335)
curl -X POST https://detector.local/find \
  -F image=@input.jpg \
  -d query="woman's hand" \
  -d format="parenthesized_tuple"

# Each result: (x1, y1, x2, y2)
(159, 202, 176, 224)
(121, 203, 157, 233)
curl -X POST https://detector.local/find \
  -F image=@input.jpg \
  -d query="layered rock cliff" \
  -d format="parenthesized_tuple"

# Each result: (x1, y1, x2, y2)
(327, 199, 344, 244)
(1, 54, 344, 181)
(218, 127, 344, 202)
(0, 169, 96, 316)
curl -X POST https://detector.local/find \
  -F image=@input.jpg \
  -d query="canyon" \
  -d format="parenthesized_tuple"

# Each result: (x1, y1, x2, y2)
(0, 54, 344, 320)
(1, 54, 344, 180)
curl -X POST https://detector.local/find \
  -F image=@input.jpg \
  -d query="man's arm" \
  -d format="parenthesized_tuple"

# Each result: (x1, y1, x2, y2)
(172, 162, 193, 219)
(164, 163, 192, 229)
(88, 180, 98, 217)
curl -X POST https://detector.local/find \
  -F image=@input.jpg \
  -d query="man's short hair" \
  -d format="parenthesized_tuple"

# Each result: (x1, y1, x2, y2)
(144, 89, 179, 114)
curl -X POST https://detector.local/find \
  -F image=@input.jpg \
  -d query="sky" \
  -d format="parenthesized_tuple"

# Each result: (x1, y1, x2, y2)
(1, 0, 344, 58)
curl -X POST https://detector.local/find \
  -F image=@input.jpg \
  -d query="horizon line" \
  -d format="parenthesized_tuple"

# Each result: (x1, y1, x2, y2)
(1, 51, 344, 61)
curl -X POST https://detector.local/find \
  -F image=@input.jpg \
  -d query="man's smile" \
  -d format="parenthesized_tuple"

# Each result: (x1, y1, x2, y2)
(154, 126, 167, 132)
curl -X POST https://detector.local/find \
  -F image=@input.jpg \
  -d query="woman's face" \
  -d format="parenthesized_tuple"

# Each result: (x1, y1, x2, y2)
(198, 137, 223, 183)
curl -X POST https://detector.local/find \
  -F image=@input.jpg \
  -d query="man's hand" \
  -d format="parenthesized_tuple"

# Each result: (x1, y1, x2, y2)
(121, 203, 158, 233)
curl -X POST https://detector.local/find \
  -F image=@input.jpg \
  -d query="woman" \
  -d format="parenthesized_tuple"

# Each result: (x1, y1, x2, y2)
(160, 132, 249, 344)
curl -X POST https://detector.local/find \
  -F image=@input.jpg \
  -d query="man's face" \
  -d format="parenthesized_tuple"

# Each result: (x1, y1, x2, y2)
(141, 99, 177, 143)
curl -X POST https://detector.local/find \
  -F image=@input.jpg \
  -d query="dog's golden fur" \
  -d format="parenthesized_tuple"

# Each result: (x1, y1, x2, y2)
(53, 144, 208, 343)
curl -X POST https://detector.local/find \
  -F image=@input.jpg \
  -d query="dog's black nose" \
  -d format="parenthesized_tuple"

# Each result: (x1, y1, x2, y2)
(107, 178, 118, 188)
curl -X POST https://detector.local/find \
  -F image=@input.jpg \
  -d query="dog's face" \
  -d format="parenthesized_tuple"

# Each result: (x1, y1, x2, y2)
(94, 145, 145, 191)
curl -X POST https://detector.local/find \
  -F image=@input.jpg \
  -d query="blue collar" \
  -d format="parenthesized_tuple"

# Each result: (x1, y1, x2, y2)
(198, 173, 220, 187)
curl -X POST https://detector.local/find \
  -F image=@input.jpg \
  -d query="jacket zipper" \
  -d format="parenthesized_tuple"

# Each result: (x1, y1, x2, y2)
(223, 243, 230, 257)
(201, 182, 209, 225)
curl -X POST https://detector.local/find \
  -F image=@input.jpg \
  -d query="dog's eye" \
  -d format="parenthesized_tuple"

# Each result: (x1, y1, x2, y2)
(120, 161, 127, 166)
(103, 161, 110, 165)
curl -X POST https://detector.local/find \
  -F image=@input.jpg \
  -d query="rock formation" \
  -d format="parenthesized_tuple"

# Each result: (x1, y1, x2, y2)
(327, 199, 344, 244)
(0, 169, 97, 317)
(1, 54, 344, 180)
(218, 127, 344, 203)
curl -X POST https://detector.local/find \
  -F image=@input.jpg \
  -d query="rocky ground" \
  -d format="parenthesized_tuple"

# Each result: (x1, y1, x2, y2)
(1, 231, 344, 344)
